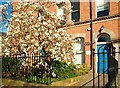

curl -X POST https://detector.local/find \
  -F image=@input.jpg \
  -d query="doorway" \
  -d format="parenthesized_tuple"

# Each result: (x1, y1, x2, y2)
(96, 33, 111, 74)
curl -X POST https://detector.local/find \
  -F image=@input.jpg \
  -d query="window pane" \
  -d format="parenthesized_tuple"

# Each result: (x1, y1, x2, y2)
(57, 4, 65, 21)
(73, 37, 85, 65)
(71, 0, 80, 22)
(71, 2, 80, 11)
(97, 1, 109, 17)
(97, 3, 109, 12)
(97, 9, 109, 17)
(72, 11, 80, 22)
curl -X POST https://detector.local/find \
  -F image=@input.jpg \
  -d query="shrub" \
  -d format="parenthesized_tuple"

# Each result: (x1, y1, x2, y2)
(2, 57, 91, 84)
(2, 57, 21, 78)
(51, 61, 91, 81)
(52, 61, 77, 80)
(78, 64, 91, 75)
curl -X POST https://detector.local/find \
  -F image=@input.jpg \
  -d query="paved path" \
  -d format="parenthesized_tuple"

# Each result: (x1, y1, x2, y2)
(70, 73, 109, 87)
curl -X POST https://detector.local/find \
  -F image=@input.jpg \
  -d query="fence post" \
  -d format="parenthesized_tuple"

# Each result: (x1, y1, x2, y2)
(98, 47, 100, 88)
(103, 48, 105, 86)
(118, 47, 120, 88)
(49, 54, 52, 84)
(93, 48, 95, 87)
(114, 48, 116, 87)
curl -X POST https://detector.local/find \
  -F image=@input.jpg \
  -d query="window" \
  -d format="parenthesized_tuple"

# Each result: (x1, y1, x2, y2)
(57, 3, 66, 25)
(96, 0, 109, 17)
(57, 4, 65, 20)
(70, 0, 80, 22)
(73, 37, 85, 66)
(97, 34, 111, 42)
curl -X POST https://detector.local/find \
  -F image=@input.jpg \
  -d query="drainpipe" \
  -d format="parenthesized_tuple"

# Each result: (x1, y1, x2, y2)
(90, 0, 94, 87)
(90, 0, 93, 70)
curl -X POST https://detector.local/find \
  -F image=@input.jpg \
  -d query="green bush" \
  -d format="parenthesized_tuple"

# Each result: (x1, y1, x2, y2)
(2, 57, 91, 84)
(2, 57, 50, 84)
(52, 61, 91, 81)
(78, 64, 91, 75)
(2, 57, 21, 78)
(52, 61, 77, 80)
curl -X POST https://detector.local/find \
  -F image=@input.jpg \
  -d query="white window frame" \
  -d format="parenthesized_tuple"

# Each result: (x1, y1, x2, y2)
(96, 0, 109, 18)
(57, 3, 65, 21)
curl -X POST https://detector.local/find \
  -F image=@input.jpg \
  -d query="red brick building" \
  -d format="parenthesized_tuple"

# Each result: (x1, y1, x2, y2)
(11, 0, 120, 72)
(65, 0, 120, 72)
(46, 0, 120, 72)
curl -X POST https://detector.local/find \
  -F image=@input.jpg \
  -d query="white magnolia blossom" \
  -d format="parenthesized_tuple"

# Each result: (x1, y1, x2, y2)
(2, 1, 74, 61)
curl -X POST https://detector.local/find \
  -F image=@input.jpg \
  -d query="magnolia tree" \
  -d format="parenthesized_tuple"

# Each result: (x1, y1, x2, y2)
(2, 1, 74, 61)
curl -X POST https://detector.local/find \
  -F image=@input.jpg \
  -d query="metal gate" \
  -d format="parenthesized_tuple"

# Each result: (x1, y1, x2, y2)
(80, 43, 119, 87)
(94, 44, 119, 87)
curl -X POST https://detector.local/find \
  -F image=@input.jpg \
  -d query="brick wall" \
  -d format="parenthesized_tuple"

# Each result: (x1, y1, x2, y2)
(80, 1, 96, 21)
(109, 1, 119, 15)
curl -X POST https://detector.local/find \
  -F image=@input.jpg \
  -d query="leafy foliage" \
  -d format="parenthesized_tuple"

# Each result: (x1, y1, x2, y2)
(52, 61, 91, 81)
(2, 57, 50, 84)
(2, 57, 91, 84)
(77, 64, 91, 75)
(2, 57, 21, 79)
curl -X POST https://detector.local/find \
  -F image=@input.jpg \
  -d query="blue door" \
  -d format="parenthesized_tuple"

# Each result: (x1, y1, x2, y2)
(97, 44, 110, 74)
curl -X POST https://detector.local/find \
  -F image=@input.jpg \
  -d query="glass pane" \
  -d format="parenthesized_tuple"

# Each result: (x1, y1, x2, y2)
(97, 9, 109, 17)
(97, 2, 109, 12)
(72, 11, 80, 22)
(71, 1, 80, 11)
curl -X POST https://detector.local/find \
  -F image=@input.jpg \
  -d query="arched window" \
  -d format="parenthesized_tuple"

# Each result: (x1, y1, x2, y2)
(97, 33, 111, 42)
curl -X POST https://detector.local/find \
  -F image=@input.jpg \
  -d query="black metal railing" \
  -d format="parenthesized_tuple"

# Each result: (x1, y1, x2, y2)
(94, 48, 118, 87)
(2, 54, 52, 85)
(80, 45, 119, 87)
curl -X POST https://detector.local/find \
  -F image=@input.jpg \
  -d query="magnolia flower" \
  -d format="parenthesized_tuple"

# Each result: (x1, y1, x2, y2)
(43, 21, 48, 25)
(31, 45, 34, 47)
(27, 47, 30, 51)
(35, 42, 39, 47)
(20, 40, 25, 43)
(3, 1, 73, 63)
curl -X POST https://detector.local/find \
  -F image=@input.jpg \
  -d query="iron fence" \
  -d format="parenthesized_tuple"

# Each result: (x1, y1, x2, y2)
(79, 44, 119, 87)
(1, 45, 120, 87)
(2, 54, 52, 85)
(93, 46, 118, 87)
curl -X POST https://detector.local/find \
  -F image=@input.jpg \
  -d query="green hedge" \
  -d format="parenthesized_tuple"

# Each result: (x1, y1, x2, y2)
(2, 57, 22, 79)
(2, 57, 91, 84)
